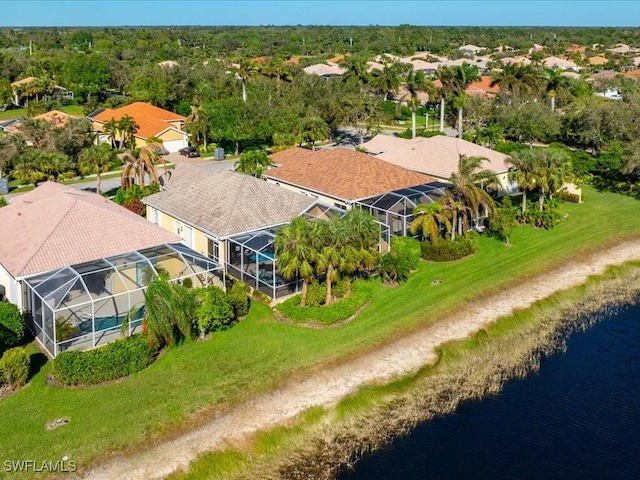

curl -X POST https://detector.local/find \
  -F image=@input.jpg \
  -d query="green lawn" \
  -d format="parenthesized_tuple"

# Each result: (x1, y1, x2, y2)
(0, 105, 84, 121)
(1, 186, 639, 475)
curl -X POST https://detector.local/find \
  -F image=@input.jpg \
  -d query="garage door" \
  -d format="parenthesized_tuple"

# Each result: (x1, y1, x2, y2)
(163, 139, 188, 153)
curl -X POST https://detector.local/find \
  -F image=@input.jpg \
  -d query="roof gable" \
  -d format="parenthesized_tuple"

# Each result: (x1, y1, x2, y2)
(91, 102, 186, 139)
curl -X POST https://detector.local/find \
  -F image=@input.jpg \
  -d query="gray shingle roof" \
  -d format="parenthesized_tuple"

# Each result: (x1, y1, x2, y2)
(144, 164, 316, 237)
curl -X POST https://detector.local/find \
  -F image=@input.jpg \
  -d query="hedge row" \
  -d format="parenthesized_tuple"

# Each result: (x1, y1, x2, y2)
(53, 334, 155, 386)
(0, 302, 25, 350)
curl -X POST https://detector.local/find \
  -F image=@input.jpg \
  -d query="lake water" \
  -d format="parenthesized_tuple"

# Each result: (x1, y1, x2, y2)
(340, 301, 640, 480)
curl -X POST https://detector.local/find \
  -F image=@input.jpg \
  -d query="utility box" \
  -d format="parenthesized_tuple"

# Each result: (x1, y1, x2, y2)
(214, 148, 225, 161)
(0, 177, 8, 195)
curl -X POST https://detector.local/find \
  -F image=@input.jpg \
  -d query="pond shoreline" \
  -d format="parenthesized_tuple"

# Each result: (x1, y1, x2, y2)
(78, 240, 640, 480)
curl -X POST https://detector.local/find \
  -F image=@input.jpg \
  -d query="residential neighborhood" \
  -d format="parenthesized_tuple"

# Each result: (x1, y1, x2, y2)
(1, 21, 640, 480)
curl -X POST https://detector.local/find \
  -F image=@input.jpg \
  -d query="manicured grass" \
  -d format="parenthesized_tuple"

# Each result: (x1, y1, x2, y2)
(275, 281, 372, 325)
(0, 104, 84, 121)
(1, 186, 639, 476)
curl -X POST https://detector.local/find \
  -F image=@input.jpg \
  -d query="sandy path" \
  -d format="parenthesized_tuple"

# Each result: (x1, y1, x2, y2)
(80, 240, 640, 480)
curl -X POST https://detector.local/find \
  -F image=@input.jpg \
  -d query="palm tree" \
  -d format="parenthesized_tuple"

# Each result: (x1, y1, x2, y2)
(234, 150, 273, 178)
(506, 149, 540, 214)
(120, 148, 160, 190)
(545, 68, 571, 112)
(341, 56, 371, 88)
(491, 64, 545, 104)
(275, 217, 321, 307)
(233, 58, 258, 103)
(342, 208, 380, 273)
(448, 155, 498, 230)
(436, 66, 457, 132)
(79, 144, 114, 194)
(410, 202, 451, 245)
(531, 148, 572, 210)
(315, 217, 353, 305)
(372, 61, 402, 101)
(184, 105, 210, 151)
(401, 67, 432, 139)
(11, 151, 46, 186)
(261, 57, 292, 96)
(117, 115, 138, 150)
(441, 196, 472, 240)
(103, 119, 119, 148)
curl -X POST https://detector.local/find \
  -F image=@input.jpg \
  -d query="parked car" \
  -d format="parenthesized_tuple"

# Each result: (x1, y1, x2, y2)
(153, 146, 169, 156)
(179, 146, 198, 156)
(185, 150, 200, 158)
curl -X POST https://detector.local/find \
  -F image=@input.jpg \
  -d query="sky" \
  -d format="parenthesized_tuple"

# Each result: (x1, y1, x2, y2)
(2, 1, 640, 27)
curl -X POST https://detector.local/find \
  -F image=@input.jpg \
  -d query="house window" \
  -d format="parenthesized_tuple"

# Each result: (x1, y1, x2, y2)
(174, 220, 182, 235)
(152, 209, 160, 225)
(207, 238, 219, 262)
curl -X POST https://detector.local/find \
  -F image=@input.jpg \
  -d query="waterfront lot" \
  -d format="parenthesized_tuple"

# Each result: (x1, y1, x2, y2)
(1, 186, 640, 475)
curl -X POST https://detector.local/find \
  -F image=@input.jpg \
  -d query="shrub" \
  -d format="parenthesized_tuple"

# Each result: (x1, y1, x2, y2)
(379, 252, 411, 284)
(421, 236, 478, 262)
(0, 346, 30, 388)
(518, 199, 563, 229)
(276, 282, 371, 325)
(305, 281, 327, 307)
(390, 236, 421, 270)
(0, 196, 7, 208)
(122, 198, 145, 216)
(195, 286, 235, 335)
(227, 282, 250, 319)
(52, 334, 155, 386)
(0, 302, 25, 349)
(557, 190, 581, 203)
(332, 278, 351, 299)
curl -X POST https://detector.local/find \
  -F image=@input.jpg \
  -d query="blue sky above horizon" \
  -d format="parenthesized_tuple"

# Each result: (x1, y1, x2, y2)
(2, 1, 640, 28)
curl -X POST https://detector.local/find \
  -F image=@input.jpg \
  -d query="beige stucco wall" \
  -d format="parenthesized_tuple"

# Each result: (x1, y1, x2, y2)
(158, 129, 188, 142)
(0, 264, 23, 310)
(146, 206, 216, 259)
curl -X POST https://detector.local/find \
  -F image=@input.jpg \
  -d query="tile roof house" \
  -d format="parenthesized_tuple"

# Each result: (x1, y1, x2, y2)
(543, 56, 581, 71)
(0, 182, 221, 356)
(465, 76, 500, 97)
(10, 76, 74, 107)
(143, 163, 333, 299)
(302, 63, 347, 78)
(89, 101, 189, 153)
(0, 110, 79, 135)
(361, 134, 514, 192)
(265, 147, 435, 205)
(588, 55, 609, 66)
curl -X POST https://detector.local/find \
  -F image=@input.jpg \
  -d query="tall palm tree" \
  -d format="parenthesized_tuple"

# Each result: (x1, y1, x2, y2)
(545, 68, 571, 112)
(78, 144, 114, 194)
(448, 155, 498, 230)
(436, 65, 457, 132)
(233, 58, 258, 103)
(261, 57, 292, 96)
(506, 149, 540, 214)
(341, 56, 371, 88)
(401, 66, 432, 139)
(275, 217, 321, 307)
(441, 195, 472, 240)
(410, 202, 451, 245)
(342, 208, 380, 272)
(531, 148, 572, 210)
(185, 105, 210, 151)
(315, 217, 354, 305)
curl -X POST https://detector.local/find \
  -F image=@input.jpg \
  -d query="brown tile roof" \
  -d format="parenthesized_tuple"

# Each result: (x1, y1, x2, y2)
(0, 182, 181, 278)
(269, 147, 317, 166)
(10, 76, 38, 88)
(361, 134, 511, 179)
(265, 148, 435, 201)
(92, 102, 186, 139)
(144, 164, 316, 237)
(466, 75, 500, 97)
(624, 69, 640, 78)
(588, 55, 609, 65)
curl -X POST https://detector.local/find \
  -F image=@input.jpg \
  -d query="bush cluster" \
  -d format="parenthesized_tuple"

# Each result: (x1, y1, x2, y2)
(227, 282, 251, 319)
(276, 282, 371, 325)
(557, 190, 581, 204)
(0, 346, 30, 388)
(518, 200, 562, 229)
(52, 334, 155, 386)
(305, 278, 352, 307)
(0, 302, 25, 350)
(390, 236, 421, 270)
(421, 236, 478, 262)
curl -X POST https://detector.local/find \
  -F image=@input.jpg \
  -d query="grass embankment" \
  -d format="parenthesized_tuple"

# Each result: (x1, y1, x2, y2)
(1, 186, 639, 477)
(172, 262, 640, 480)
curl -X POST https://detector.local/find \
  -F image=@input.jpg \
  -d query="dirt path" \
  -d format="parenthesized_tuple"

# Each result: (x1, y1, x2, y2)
(80, 240, 640, 480)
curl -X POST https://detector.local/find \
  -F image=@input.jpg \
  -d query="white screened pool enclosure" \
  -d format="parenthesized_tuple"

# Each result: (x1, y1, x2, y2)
(22, 243, 223, 357)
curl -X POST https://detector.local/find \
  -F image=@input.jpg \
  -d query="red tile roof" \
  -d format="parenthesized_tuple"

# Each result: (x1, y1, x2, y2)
(266, 148, 435, 201)
(466, 75, 500, 96)
(92, 102, 186, 139)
